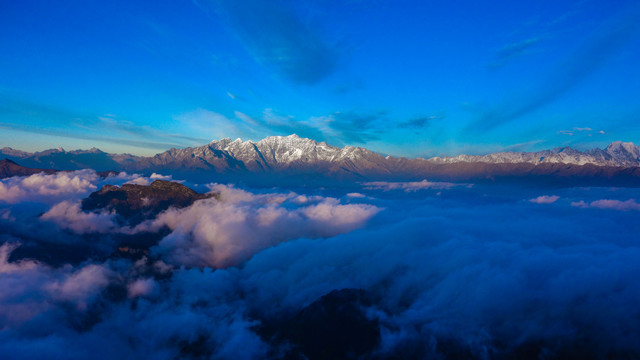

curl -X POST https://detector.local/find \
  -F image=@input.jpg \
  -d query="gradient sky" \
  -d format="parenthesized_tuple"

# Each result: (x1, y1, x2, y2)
(1, 0, 639, 157)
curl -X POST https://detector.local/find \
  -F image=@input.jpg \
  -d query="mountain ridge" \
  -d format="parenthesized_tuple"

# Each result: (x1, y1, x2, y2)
(428, 141, 640, 167)
(0, 159, 57, 178)
(3, 136, 640, 185)
(4, 136, 639, 167)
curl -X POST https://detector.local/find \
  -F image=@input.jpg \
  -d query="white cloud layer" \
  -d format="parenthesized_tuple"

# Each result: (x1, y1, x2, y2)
(134, 184, 381, 267)
(0, 170, 98, 204)
(0, 243, 113, 325)
(0, 170, 176, 205)
(41, 201, 117, 234)
(530, 195, 560, 204)
(572, 198, 640, 211)
(2, 174, 640, 358)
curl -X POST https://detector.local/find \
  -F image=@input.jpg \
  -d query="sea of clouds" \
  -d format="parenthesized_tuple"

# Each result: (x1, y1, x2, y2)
(1, 171, 640, 359)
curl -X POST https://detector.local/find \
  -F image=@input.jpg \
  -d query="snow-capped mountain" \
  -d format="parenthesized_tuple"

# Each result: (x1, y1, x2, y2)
(126, 135, 390, 177)
(211, 135, 388, 171)
(129, 136, 640, 177)
(2, 136, 640, 185)
(428, 141, 640, 167)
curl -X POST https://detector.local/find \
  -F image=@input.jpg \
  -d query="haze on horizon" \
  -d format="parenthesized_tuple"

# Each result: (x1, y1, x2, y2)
(1, 0, 640, 157)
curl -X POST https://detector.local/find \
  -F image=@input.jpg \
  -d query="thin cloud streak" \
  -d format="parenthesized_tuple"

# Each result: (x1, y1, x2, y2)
(489, 37, 540, 68)
(0, 124, 187, 151)
(0, 97, 210, 150)
(210, 0, 339, 84)
(467, 4, 640, 133)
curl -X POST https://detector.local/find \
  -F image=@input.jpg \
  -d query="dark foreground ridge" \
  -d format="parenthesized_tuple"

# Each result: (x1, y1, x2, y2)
(275, 288, 380, 360)
(0, 158, 56, 178)
(82, 179, 216, 225)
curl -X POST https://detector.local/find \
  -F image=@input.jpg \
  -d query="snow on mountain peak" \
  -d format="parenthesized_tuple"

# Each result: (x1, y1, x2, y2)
(201, 137, 640, 168)
(605, 141, 640, 162)
(426, 141, 640, 167)
(607, 141, 637, 151)
(6, 136, 638, 176)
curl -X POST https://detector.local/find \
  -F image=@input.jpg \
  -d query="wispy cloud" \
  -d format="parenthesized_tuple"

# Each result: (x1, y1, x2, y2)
(467, 4, 640, 133)
(530, 195, 559, 204)
(0, 123, 190, 150)
(363, 180, 470, 192)
(572, 199, 640, 211)
(323, 111, 387, 143)
(489, 37, 540, 68)
(398, 115, 444, 129)
(0, 97, 210, 150)
(557, 127, 606, 137)
(98, 115, 209, 144)
(177, 108, 391, 145)
(500, 139, 545, 152)
(209, 0, 339, 85)
(262, 109, 330, 142)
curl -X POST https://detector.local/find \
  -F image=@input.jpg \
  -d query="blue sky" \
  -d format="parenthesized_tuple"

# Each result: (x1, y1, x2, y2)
(1, 0, 639, 156)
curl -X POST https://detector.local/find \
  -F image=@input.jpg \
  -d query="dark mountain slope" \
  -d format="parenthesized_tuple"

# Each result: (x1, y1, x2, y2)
(0, 158, 56, 178)
(82, 180, 216, 225)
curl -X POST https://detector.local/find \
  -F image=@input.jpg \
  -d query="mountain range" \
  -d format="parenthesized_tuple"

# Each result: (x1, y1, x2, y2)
(2, 135, 640, 186)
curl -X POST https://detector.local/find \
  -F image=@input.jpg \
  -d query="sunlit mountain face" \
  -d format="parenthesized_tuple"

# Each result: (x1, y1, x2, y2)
(2, 1, 640, 359)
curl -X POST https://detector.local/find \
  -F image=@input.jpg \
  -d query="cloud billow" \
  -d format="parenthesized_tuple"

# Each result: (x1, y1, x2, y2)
(1, 171, 640, 358)
(134, 183, 382, 267)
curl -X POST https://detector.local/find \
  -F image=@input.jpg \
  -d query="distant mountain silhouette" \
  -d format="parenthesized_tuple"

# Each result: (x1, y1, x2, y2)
(0, 146, 139, 172)
(0, 158, 56, 178)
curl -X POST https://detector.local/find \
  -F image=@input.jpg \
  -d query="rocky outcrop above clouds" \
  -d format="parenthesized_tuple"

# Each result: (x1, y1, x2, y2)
(82, 180, 216, 225)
